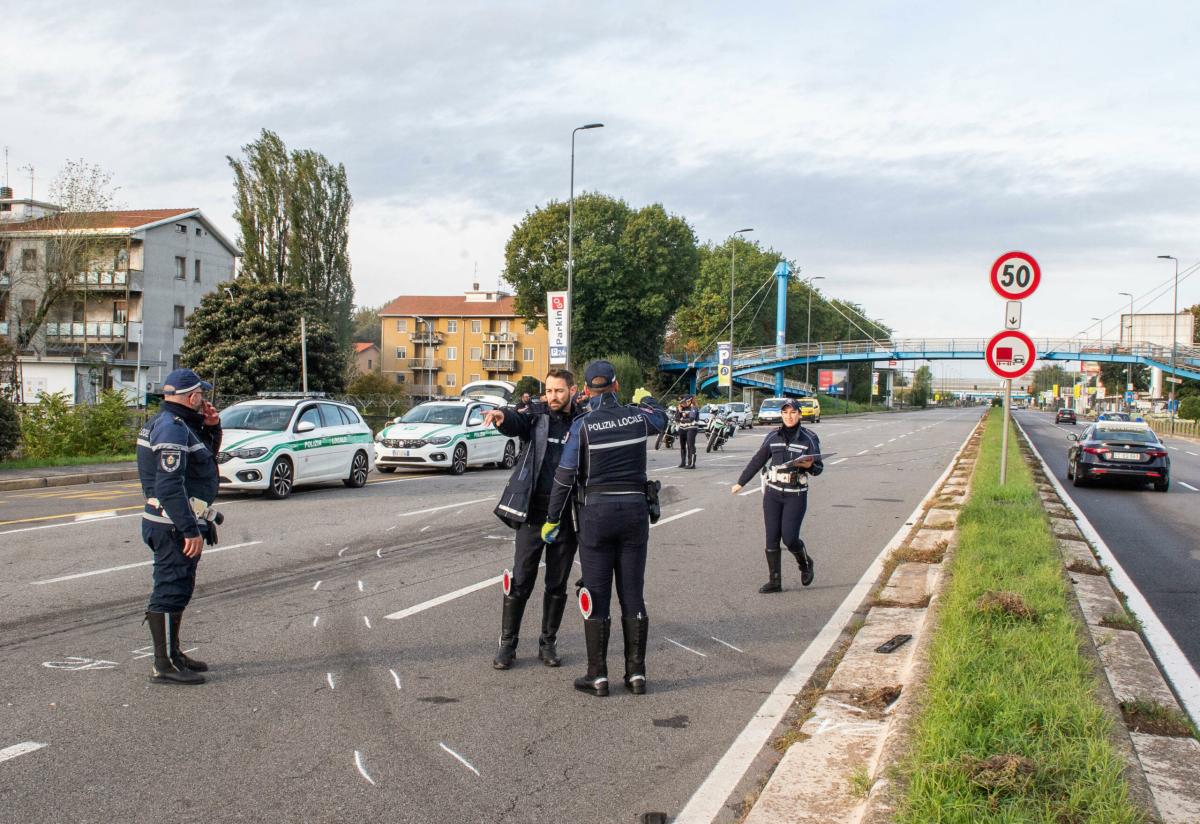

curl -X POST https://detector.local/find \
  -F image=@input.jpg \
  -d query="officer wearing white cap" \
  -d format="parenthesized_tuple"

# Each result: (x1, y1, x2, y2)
(731, 397, 824, 592)
(136, 368, 223, 685)
(541, 360, 667, 696)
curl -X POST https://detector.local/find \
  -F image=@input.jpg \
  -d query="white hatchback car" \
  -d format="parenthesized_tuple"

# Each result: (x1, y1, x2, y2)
(216, 395, 375, 499)
(374, 398, 519, 475)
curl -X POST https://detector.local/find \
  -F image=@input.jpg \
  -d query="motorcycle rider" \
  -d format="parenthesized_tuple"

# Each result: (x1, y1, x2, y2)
(676, 395, 700, 469)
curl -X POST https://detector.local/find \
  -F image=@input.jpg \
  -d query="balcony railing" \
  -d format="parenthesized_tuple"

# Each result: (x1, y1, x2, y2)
(407, 359, 443, 371)
(44, 321, 127, 340)
(484, 332, 519, 343)
(73, 270, 128, 288)
(482, 358, 518, 372)
(409, 331, 444, 345)
(0, 321, 8, 336)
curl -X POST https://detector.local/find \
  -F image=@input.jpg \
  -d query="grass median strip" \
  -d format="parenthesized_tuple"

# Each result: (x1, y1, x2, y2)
(898, 408, 1141, 823)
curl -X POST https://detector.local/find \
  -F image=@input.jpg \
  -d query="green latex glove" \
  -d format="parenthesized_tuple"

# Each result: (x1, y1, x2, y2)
(632, 387, 652, 404)
(541, 521, 561, 543)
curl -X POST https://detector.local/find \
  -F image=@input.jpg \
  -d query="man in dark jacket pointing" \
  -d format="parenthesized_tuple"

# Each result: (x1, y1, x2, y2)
(485, 369, 580, 669)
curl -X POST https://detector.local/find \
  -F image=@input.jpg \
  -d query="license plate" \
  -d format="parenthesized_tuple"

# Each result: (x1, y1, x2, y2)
(1111, 452, 1142, 461)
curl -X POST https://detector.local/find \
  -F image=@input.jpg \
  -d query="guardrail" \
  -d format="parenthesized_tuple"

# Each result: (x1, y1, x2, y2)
(481, 358, 517, 371)
(407, 359, 443, 370)
(44, 321, 127, 339)
(1145, 416, 1199, 439)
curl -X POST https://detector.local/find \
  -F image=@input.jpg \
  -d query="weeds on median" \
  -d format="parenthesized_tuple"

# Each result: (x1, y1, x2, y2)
(896, 409, 1142, 824)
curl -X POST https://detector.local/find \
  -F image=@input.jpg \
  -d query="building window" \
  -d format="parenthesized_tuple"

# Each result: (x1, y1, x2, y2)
(72, 300, 85, 323)
(195, 227, 202, 237)
(395, 374, 405, 384)
(20, 298, 35, 318)
(194, 259, 201, 282)
(499, 320, 510, 333)
(525, 320, 537, 333)
(21, 248, 37, 271)
(445, 374, 456, 387)
(446, 320, 458, 333)
(470, 320, 481, 334)
(173, 354, 181, 370)
(523, 348, 534, 362)
(470, 347, 481, 360)
(366, 358, 373, 370)
(446, 346, 457, 361)
(470, 374, 480, 383)
(395, 346, 407, 359)
(176, 224, 187, 234)
(396, 319, 407, 332)
(113, 301, 128, 323)
(120, 367, 135, 382)
(173, 305, 186, 328)
(175, 257, 186, 280)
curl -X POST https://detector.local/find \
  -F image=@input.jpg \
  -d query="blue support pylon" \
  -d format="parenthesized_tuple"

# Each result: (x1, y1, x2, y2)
(774, 260, 790, 396)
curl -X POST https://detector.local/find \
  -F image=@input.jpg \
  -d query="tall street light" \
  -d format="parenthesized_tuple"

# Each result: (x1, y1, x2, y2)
(805, 276, 826, 389)
(1119, 291, 1134, 409)
(566, 122, 604, 369)
(729, 228, 754, 403)
(1158, 254, 1179, 431)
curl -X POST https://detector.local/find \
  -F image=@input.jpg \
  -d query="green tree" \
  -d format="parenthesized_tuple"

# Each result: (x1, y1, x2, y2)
(1178, 396, 1200, 421)
(512, 375, 543, 399)
(180, 280, 344, 397)
(1030, 364, 1073, 394)
(912, 365, 933, 408)
(502, 193, 698, 368)
(1099, 362, 1149, 396)
(345, 370, 407, 398)
(352, 305, 382, 346)
(228, 129, 355, 349)
(0, 395, 20, 459)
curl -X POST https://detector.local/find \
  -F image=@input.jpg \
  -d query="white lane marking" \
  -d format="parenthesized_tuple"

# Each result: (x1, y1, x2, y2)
(665, 637, 708, 657)
(828, 458, 847, 465)
(75, 510, 117, 522)
(369, 476, 432, 486)
(386, 525, 398, 532)
(389, 669, 402, 690)
(739, 486, 762, 497)
(0, 742, 47, 763)
(873, 443, 885, 449)
(710, 637, 744, 653)
(419, 526, 432, 533)
(337, 546, 348, 557)
(0, 498, 251, 538)
(1186, 451, 1198, 456)
(1167, 446, 1180, 451)
(855, 449, 869, 456)
(399, 497, 492, 518)
(358, 580, 365, 592)
(326, 672, 335, 690)
(1015, 418, 1200, 729)
(312, 616, 320, 627)
(1178, 481, 1198, 492)
(30, 541, 264, 585)
(377, 548, 383, 558)
(312, 580, 322, 591)
(354, 750, 376, 785)
(887, 438, 897, 443)
(675, 413, 981, 823)
(650, 508, 704, 529)
(363, 616, 372, 629)
(439, 742, 481, 777)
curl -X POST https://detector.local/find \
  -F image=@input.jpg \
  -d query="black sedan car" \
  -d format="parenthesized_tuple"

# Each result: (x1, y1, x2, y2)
(1067, 422, 1170, 491)
(1055, 408, 1077, 425)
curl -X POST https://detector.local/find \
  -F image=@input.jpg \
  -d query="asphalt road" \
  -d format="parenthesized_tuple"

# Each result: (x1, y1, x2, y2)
(0, 408, 981, 824)
(1015, 409, 1200, 673)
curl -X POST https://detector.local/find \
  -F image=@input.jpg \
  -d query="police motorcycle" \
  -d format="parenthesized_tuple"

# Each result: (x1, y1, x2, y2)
(662, 408, 678, 449)
(704, 410, 736, 452)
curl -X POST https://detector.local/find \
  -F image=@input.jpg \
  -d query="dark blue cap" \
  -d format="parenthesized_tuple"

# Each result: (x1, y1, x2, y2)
(779, 398, 799, 411)
(584, 359, 617, 389)
(162, 368, 213, 395)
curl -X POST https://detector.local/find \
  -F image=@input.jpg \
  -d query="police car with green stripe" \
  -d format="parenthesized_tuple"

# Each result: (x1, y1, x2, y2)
(216, 395, 375, 499)
(374, 381, 519, 475)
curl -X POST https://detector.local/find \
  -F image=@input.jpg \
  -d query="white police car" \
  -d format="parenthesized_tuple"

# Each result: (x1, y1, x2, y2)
(374, 381, 518, 475)
(216, 395, 375, 499)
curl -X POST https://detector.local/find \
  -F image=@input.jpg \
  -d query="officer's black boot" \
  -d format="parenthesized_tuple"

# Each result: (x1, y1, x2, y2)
(538, 593, 568, 667)
(146, 611, 205, 685)
(574, 618, 610, 696)
(168, 610, 208, 672)
(687, 452, 697, 469)
(759, 550, 783, 593)
(493, 595, 527, 670)
(622, 614, 649, 695)
(791, 541, 815, 587)
(677, 450, 686, 468)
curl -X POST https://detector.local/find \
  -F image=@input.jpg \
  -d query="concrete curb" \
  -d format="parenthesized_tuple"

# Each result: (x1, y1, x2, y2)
(0, 467, 140, 491)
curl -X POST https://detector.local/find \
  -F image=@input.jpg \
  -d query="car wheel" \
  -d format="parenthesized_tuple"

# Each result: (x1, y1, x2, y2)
(1071, 460, 1086, 487)
(377, 466, 396, 474)
(449, 444, 468, 475)
(1154, 476, 1170, 492)
(343, 450, 369, 488)
(500, 440, 517, 469)
(266, 457, 294, 500)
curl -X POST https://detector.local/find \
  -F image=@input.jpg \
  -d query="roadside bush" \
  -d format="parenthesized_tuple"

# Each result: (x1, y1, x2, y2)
(19, 391, 78, 460)
(79, 390, 137, 454)
(1178, 396, 1200, 421)
(19, 390, 136, 460)
(595, 353, 644, 404)
(0, 396, 20, 459)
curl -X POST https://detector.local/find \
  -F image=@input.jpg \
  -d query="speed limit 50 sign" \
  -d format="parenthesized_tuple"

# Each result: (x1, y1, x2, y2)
(990, 251, 1041, 301)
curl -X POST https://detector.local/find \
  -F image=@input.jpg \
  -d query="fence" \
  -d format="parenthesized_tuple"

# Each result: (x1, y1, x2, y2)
(1145, 416, 1199, 440)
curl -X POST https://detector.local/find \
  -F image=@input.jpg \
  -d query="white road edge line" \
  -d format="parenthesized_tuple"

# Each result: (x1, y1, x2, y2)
(1015, 417, 1200, 723)
(30, 541, 264, 585)
(710, 637, 745, 653)
(1178, 481, 1198, 492)
(399, 497, 492, 517)
(354, 750, 376, 785)
(75, 510, 117, 522)
(439, 742, 481, 777)
(0, 741, 47, 763)
(674, 411, 982, 824)
(1, 498, 251, 538)
(665, 637, 708, 657)
(650, 508, 704, 529)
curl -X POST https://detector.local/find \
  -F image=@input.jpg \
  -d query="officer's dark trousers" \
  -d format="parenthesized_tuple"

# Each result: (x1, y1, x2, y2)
(578, 498, 649, 621)
(679, 429, 697, 463)
(510, 515, 577, 601)
(142, 521, 200, 613)
(763, 487, 808, 557)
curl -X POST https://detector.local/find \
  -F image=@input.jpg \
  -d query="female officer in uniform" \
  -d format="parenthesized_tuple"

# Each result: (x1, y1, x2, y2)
(731, 398, 824, 593)
(676, 395, 700, 469)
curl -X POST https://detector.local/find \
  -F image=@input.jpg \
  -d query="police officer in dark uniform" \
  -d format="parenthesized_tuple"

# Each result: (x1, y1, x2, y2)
(676, 395, 700, 469)
(542, 361, 667, 696)
(485, 369, 580, 669)
(136, 368, 223, 685)
(732, 398, 824, 593)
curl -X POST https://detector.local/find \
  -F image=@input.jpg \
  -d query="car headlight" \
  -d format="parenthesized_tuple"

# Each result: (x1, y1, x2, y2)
(425, 435, 453, 446)
(227, 446, 269, 460)
(374, 432, 384, 442)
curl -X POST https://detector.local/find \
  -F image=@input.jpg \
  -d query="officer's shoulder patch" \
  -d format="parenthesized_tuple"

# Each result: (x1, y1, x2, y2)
(159, 450, 182, 473)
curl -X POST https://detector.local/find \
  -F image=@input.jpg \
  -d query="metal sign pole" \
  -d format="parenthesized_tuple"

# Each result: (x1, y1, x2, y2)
(1000, 378, 1011, 484)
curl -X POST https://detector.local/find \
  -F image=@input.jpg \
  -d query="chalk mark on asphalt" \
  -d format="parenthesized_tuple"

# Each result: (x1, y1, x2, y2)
(1179, 481, 1198, 492)
(400, 498, 492, 518)
(337, 547, 348, 557)
(354, 750, 376, 785)
(312, 616, 320, 627)
(710, 637, 744, 653)
(358, 580, 364, 592)
(313, 580, 322, 591)
(363, 616, 372, 629)
(439, 742, 480, 777)
(326, 672, 336, 690)
(665, 638, 708, 657)
(389, 669, 401, 690)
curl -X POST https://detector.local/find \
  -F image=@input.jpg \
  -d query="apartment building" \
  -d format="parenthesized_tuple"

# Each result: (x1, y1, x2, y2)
(379, 284, 550, 397)
(0, 194, 238, 403)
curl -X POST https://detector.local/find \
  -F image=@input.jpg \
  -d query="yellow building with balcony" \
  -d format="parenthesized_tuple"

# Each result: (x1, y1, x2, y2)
(379, 284, 551, 397)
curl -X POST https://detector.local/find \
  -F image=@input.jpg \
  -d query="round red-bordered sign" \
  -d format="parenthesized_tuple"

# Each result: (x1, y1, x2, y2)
(985, 330, 1037, 379)
(990, 251, 1041, 301)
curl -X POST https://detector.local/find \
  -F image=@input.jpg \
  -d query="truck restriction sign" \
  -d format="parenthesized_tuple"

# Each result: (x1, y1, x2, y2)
(990, 251, 1041, 301)
(985, 330, 1036, 379)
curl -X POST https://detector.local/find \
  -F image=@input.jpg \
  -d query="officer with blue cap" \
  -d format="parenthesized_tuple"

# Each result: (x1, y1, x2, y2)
(541, 360, 667, 696)
(136, 368, 223, 685)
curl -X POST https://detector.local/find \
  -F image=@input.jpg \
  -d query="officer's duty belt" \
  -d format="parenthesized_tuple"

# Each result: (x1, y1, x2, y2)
(579, 482, 645, 505)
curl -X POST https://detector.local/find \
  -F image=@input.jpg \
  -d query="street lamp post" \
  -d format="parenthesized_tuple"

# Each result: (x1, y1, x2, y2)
(729, 228, 754, 403)
(566, 123, 604, 369)
(805, 276, 826, 389)
(1119, 291, 1134, 410)
(1158, 255, 1179, 432)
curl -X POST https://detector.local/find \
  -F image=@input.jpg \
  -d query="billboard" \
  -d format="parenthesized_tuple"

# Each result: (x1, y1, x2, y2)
(717, 341, 732, 387)
(818, 368, 848, 396)
(547, 291, 569, 365)
(1120, 312, 1195, 348)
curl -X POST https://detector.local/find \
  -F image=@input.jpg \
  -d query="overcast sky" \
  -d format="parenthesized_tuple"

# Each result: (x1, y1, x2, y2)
(5, 1, 1199, 378)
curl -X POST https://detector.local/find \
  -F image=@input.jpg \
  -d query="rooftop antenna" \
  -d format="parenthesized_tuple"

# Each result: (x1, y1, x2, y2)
(18, 163, 34, 200)
(3, 146, 8, 187)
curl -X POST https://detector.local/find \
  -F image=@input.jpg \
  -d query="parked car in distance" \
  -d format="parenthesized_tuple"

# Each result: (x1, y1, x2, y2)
(757, 397, 788, 425)
(1066, 421, 1170, 492)
(1055, 408, 1077, 425)
(797, 397, 821, 423)
(723, 402, 753, 429)
(374, 398, 518, 475)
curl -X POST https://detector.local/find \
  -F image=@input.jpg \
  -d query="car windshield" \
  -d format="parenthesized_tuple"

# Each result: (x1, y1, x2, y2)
(1099, 413, 1130, 421)
(760, 399, 784, 410)
(400, 404, 466, 425)
(799, 400, 817, 407)
(728, 403, 746, 412)
(219, 404, 293, 431)
(1092, 430, 1158, 444)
